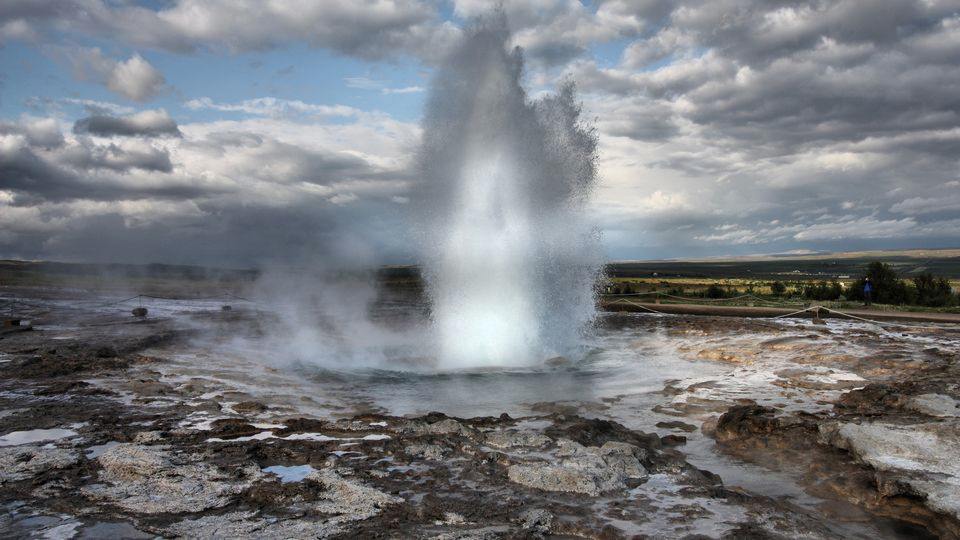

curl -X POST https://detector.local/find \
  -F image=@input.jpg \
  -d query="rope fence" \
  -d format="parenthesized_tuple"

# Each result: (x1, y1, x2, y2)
(600, 291, 806, 306)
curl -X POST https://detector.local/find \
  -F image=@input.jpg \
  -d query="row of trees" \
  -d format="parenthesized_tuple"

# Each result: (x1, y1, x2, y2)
(770, 262, 957, 307)
(606, 262, 956, 307)
(848, 262, 955, 306)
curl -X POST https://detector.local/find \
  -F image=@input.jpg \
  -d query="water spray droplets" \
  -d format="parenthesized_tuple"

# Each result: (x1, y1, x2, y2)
(416, 18, 600, 368)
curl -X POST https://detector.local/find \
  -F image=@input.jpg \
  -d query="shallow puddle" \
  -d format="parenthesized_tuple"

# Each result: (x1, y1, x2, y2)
(262, 464, 318, 483)
(0, 428, 79, 447)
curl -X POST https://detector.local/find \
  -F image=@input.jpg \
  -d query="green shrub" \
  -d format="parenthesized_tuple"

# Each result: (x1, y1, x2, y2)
(913, 272, 956, 307)
(848, 262, 914, 305)
(704, 284, 725, 298)
(802, 280, 843, 301)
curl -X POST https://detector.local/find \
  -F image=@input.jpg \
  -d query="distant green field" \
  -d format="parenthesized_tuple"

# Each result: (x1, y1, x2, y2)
(606, 249, 960, 281)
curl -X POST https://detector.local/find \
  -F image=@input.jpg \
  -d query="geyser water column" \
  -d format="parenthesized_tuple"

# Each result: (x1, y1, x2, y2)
(417, 18, 600, 369)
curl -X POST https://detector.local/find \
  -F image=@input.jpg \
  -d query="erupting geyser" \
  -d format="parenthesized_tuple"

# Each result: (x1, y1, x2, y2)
(417, 17, 601, 368)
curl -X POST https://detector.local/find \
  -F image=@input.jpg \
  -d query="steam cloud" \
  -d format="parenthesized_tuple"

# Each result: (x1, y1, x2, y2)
(416, 16, 601, 368)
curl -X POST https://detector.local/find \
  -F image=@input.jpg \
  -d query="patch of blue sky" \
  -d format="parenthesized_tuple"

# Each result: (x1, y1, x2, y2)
(437, 0, 461, 23)
(2, 28, 179, 120)
(588, 37, 632, 67)
(0, 42, 73, 119)
(159, 43, 427, 124)
(1, 39, 429, 127)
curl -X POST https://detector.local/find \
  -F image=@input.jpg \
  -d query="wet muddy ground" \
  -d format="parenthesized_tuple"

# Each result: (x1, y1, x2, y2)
(1, 287, 959, 539)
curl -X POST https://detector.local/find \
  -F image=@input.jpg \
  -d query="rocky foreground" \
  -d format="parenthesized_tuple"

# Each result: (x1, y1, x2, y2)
(1, 297, 958, 538)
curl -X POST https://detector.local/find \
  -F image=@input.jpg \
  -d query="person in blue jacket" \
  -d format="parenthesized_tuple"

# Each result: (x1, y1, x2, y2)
(863, 278, 872, 306)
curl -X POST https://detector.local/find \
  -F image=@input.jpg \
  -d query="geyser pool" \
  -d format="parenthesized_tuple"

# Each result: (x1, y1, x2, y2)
(416, 18, 601, 369)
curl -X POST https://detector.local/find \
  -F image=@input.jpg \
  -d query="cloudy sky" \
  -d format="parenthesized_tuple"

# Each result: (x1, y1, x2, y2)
(1, 0, 959, 266)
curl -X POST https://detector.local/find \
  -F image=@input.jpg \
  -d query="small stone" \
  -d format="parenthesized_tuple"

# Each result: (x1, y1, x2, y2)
(661, 434, 687, 446)
(133, 431, 164, 443)
(656, 420, 697, 433)
(442, 512, 467, 525)
(405, 443, 446, 460)
(232, 401, 268, 414)
(519, 508, 554, 532)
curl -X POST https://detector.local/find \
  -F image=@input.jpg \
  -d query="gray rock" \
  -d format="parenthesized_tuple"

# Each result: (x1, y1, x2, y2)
(554, 438, 588, 457)
(904, 394, 960, 418)
(310, 468, 403, 520)
(427, 529, 505, 540)
(0, 446, 79, 483)
(484, 430, 552, 449)
(519, 508, 554, 532)
(166, 511, 343, 539)
(438, 512, 467, 525)
(165, 469, 401, 537)
(232, 400, 268, 414)
(83, 443, 263, 513)
(406, 443, 447, 460)
(508, 463, 602, 495)
(132, 430, 164, 443)
(507, 439, 648, 496)
(819, 420, 960, 520)
(406, 418, 473, 437)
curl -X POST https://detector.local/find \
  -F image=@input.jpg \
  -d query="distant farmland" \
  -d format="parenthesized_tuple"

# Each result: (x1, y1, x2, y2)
(606, 249, 960, 281)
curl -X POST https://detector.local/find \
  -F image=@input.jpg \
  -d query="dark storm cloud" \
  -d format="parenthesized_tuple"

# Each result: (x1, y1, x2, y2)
(0, 118, 64, 148)
(5, 0, 958, 261)
(672, 0, 956, 67)
(0, 139, 202, 203)
(0, 0, 74, 22)
(0, 118, 201, 202)
(190, 128, 396, 187)
(523, 41, 586, 68)
(0, 137, 77, 195)
(60, 142, 173, 173)
(452, 0, 672, 67)
(572, 0, 960, 257)
(0, 112, 416, 265)
(73, 109, 182, 138)
(577, 0, 960, 154)
(1, 119, 404, 204)
(1, 0, 459, 62)
(596, 98, 679, 141)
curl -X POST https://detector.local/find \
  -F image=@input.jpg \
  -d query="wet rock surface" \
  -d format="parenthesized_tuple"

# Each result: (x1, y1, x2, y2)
(1, 291, 958, 538)
(711, 363, 960, 538)
(84, 443, 265, 514)
(0, 445, 80, 483)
